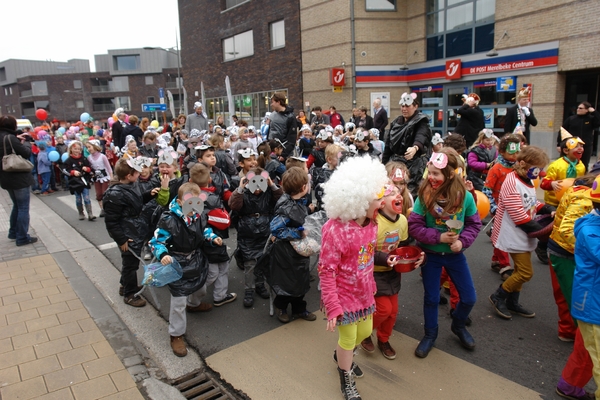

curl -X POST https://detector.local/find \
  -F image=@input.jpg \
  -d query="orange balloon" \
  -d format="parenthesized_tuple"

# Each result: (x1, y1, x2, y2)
(555, 178, 575, 202)
(533, 177, 540, 188)
(474, 190, 490, 220)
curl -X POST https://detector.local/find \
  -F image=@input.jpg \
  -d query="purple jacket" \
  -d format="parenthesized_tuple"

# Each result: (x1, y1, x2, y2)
(408, 212, 481, 252)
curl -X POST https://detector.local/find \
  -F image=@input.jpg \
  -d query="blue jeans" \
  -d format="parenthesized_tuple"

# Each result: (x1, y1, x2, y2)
(40, 172, 51, 193)
(74, 188, 91, 207)
(421, 252, 477, 329)
(6, 187, 32, 244)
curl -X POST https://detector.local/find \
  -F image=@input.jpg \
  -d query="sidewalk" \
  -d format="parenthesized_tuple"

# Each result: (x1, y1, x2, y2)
(0, 190, 145, 400)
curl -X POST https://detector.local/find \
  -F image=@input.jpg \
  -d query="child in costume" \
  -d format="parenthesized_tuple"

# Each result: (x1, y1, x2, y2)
(408, 148, 481, 358)
(85, 140, 112, 218)
(64, 141, 96, 221)
(431, 133, 444, 153)
(298, 124, 315, 159)
(150, 182, 211, 357)
(104, 158, 159, 306)
(312, 144, 342, 211)
(307, 130, 333, 169)
(570, 175, 600, 399)
(483, 134, 522, 280)
(269, 167, 316, 323)
(257, 142, 286, 184)
(489, 146, 554, 320)
(369, 128, 384, 161)
(319, 156, 389, 400)
(360, 183, 424, 360)
(229, 167, 283, 308)
(467, 128, 499, 191)
(385, 161, 414, 218)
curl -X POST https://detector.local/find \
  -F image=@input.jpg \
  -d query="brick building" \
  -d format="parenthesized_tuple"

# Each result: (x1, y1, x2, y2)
(178, 0, 303, 127)
(0, 49, 183, 124)
(299, 0, 600, 154)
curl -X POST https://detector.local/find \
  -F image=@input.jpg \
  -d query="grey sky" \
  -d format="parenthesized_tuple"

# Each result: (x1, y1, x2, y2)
(3, 0, 180, 71)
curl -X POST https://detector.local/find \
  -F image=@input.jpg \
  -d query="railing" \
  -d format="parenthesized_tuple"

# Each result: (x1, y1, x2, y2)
(20, 90, 33, 97)
(91, 85, 111, 93)
(92, 104, 116, 112)
(22, 108, 35, 115)
(165, 82, 181, 89)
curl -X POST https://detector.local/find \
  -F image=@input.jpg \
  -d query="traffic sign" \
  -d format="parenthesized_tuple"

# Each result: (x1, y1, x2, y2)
(142, 103, 167, 112)
(158, 88, 164, 98)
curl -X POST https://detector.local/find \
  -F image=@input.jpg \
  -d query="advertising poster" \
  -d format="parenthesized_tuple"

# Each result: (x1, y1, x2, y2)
(481, 108, 494, 128)
(422, 110, 434, 128)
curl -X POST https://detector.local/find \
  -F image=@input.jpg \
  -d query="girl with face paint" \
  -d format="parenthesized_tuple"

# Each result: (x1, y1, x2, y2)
(489, 146, 555, 322)
(407, 147, 482, 358)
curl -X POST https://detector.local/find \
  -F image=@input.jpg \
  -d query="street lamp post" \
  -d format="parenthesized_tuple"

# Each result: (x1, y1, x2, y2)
(144, 45, 183, 115)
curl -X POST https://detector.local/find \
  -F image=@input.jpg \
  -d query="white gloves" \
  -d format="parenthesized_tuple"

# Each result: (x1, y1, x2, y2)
(521, 107, 530, 117)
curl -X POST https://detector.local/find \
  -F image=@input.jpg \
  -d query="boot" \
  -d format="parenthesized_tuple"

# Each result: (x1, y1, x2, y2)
(255, 283, 270, 299)
(77, 205, 85, 220)
(337, 367, 362, 400)
(333, 350, 363, 378)
(414, 326, 438, 358)
(489, 285, 512, 319)
(451, 317, 475, 350)
(99, 201, 105, 217)
(170, 335, 187, 357)
(243, 289, 254, 308)
(506, 291, 535, 318)
(85, 204, 96, 221)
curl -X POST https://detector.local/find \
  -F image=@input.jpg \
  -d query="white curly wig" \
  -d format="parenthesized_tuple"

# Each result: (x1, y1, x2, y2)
(322, 156, 388, 222)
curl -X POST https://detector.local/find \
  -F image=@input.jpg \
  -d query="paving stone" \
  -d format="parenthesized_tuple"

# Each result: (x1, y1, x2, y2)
(30, 286, 60, 299)
(36, 388, 75, 400)
(122, 355, 143, 368)
(57, 345, 98, 369)
(2, 291, 32, 306)
(19, 355, 62, 380)
(34, 337, 72, 359)
(19, 296, 51, 311)
(66, 299, 85, 311)
(91, 341, 115, 359)
(26, 314, 60, 333)
(0, 303, 20, 316)
(77, 318, 97, 332)
(69, 330, 105, 349)
(99, 387, 144, 400)
(57, 309, 90, 325)
(12, 329, 48, 350)
(0, 375, 47, 400)
(48, 291, 78, 304)
(0, 365, 20, 386)
(0, 337, 13, 354)
(0, 321, 27, 340)
(41, 277, 68, 288)
(109, 369, 137, 391)
(6, 308, 39, 325)
(70, 374, 117, 400)
(46, 321, 82, 341)
(0, 346, 36, 370)
(37, 302, 70, 318)
(13, 281, 43, 294)
(82, 354, 124, 380)
(43, 364, 88, 393)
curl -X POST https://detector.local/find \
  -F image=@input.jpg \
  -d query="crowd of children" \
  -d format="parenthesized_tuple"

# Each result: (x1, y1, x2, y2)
(20, 99, 600, 400)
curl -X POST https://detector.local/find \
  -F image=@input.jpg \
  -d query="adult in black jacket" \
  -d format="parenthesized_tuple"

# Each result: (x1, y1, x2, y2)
(123, 115, 144, 145)
(382, 93, 433, 197)
(112, 111, 127, 150)
(268, 92, 298, 159)
(356, 106, 374, 131)
(0, 116, 36, 246)
(557, 102, 600, 171)
(503, 87, 537, 143)
(372, 98, 389, 134)
(454, 95, 484, 147)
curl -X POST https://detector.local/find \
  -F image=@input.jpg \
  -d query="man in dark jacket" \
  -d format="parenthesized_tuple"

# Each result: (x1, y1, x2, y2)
(558, 102, 600, 171)
(373, 98, 389, 135)
(268, 92, 298, 159)
(0, 116, 36, 246)
(504, 87, 537, 143)
(357, 106, 374, 131)
(112, 109, 127, 150)
(454, 94, 484, 147)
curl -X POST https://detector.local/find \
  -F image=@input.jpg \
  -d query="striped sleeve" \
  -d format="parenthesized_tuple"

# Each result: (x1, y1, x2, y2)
(501, 175, 531, 225)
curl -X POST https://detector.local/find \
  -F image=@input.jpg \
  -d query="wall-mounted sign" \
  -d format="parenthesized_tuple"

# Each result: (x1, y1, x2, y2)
(445, 59, 462, 80)
(330, 68, 345, 86)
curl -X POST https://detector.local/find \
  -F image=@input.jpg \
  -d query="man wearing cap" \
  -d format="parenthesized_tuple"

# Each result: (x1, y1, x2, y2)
(268, 92, 297, 159)
(372, 98, 388, 136)
(454, 93, 484, 147)
(504, 87, 537, 143)
(185, 102, 209, 133)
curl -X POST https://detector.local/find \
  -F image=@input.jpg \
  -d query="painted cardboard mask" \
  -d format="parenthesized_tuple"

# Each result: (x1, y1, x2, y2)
(157, 150, 176, 165)
(181, 192, 207, 216)
(246, 170, 269, 193)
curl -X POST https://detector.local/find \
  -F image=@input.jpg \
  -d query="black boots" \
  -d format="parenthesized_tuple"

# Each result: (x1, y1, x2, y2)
(255, 283, 270, 299)
(451, 317, 475, 350)
(414, 326, 438, 358)
(243, 289, 254, 308)
(489, 285, 512, 319)
(506, 291, 535, 317)
(85, 204, 96, 221)
(337, 367, 361, 400)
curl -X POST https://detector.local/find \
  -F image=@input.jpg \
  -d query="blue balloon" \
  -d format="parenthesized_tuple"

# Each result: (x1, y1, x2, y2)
(48, 151, 60, 162)
(61, 153, 69, 163)
(80, 112, 90, 123)
(58, 127, 66, 134)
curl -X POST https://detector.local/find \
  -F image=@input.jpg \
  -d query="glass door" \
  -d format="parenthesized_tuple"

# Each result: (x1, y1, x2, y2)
(444, 84, 470, 134)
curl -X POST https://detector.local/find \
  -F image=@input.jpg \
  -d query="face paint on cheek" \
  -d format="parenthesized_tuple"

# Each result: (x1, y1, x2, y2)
(526, 166, 541, 179)
(391, 196, 403, 214)
(429, 177, 442, 189)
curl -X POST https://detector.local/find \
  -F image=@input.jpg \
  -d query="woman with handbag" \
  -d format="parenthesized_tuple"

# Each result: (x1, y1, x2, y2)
(0, 116, 37, 246)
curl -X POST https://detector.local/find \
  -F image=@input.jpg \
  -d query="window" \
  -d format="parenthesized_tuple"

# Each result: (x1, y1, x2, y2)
(73, 80, 82, 89)
(3, 88, 7, 96)
(115, 96, 130, 110)
(0, 67, 6, 82)
(147, 96, 155, 103)
(9, 87, 12, 95)
(270, 20, 285, 49)
(223, 30, 254, 61)
(224, 0, 249, 10)
(35, 100, 49, 110)
(31, 81, 48, 96)
(366, 0, 396, 11)
(145, 76, 154, 85)
(426, 0, 495, 60)
(113, 55, 140, 71)
(472, 80, 516, 130)
(76, 100, 84, 109)
(110, 77, 129, 92)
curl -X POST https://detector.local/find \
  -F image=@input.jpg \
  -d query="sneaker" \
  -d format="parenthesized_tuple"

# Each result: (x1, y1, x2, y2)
(255, 284, 270, 299)
(119, 285, 143, 296)
(500, 268, 513, 281)
(333, 350, 364, 378)
(214, 293, 237, 307)
(556, 386, 594, 400)
(276, 308, 290, 323)
(558, 335, 575, 342)
(293, 310, 316, 321)
(535, 246, 549, 264)
(170, 335, 188, 357)
(490, 261, 502, 272)
(32, 190, 41, 195)
(186, 303, 212, 312)
(377, 341, 397, 360)
(16, 237, 38, 246)
(124, 294, 146, 307)
(243, 289, 254, 308)
(360, 336, 375, 353)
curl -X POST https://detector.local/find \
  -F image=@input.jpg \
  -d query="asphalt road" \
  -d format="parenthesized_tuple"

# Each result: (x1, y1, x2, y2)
(39, 188, 593, 399)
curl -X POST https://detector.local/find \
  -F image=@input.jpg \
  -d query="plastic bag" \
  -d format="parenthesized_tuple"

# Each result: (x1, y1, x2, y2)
(289, 210, 328, 257)
(142, 259, 183, 287)
(290, 237, 320, 257)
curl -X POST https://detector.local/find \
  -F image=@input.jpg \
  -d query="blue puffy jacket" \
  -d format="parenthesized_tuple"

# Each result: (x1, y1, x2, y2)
(571, 211, 600, 325)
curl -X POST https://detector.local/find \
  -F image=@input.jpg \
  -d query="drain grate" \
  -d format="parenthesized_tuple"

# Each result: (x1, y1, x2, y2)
(172, 370, 235, 400)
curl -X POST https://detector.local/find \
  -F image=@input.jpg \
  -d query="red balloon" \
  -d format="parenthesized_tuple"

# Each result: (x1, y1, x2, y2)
(35, 109, 48, 120)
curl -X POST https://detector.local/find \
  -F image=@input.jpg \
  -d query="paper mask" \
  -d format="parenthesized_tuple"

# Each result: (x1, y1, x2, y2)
(246, 170, 269, 193)
(399, 92, 417, 106)
(429, 152, 448, 169)
(157, 150, 176, 165)
(392, 168, 405, 182)
(126, 158, 143, 172)
(237, 148, 256, 159)
(506, 142, 521, 154)
(181, 192, 207, 216)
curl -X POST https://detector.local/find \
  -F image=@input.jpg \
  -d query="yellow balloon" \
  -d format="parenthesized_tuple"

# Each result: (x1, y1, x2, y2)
(555, 178, 575, 202)
(150, 120, 159, 128)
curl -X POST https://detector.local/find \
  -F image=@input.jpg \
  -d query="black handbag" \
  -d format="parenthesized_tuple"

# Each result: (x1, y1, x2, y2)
(2, 135, 34, 172)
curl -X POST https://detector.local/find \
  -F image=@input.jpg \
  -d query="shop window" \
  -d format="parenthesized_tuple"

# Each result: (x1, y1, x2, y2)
(473, 80, 516, 130)
(366, 0, 396, 11)
(223, 30, 254, 62)
(270, 20, 285, 50)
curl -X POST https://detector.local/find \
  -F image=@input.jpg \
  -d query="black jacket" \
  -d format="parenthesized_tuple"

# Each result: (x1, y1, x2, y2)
(215, 149, 237, 179)
(312, 165, 334, 210)
(357, 115, 374, 131)
(558, 111, 600, 146)
(504, 105, 537, 142)
(64, 155, 93, 194)
(268, 106, 298, 158)
(139, 144, 158, 159)
(454, 104, 484, 147)
(103, 181, 155, 252)
(357, 142, 381, 160)
(298, 138, 315, 158)
(383, 112, 432, 164)
(0, 129, 34, 190)
(156, 210, 209, 297)
(112, 121, 126, 149)
(373, 108, 389, 133)
(201, 190, 230, 263)
(123, 124, 144, 145)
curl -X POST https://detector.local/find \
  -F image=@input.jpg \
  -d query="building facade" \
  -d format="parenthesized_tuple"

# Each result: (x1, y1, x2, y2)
(300, 0, 600, 153)
(178, 0, 303, 127)
(0, 49, 183, 124)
